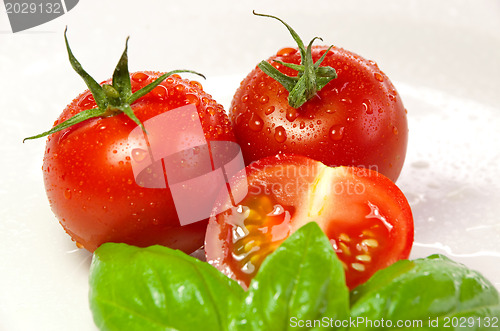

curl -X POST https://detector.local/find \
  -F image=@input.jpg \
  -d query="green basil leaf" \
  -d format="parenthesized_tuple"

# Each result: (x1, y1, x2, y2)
(232, 222, 350, 331)
(350, 254, 500, 330)
(89, 243, 244, 331)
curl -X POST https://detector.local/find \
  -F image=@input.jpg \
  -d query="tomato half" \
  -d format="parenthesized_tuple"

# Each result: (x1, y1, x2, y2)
(205, 154, 414, 289)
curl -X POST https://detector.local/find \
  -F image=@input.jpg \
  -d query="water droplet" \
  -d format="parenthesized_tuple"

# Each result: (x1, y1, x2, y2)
(64, 189, 72, 200)
(274, 126, 287, 143)
(392, 126, 399, 135)
(131, 148, 148, 162)
(277, 47, 297, 56)
(127, 179, 133, 185)
(207, 107, 216, 116)
(235, 112, 244, 125)
(153, 85, 167, 99)
(347, 117, 354, 122)
(259, 95, 269, 104)
(265, 106, 275, 115)
(249, 113, 264, 132)
(189, 80, 203, 89)
(326, 109, 336, 114)
(241, 94, 249, 103)
(286, 108, 298, 122)
(186, 94, 199, 105)
(299, 121, 306, 129)
(132, 72, 149, 82)
(77, 93, 95, 108)
(329, 125, 345, 141)
(362, 99, 373, 114)
(374, 72, 383, 82)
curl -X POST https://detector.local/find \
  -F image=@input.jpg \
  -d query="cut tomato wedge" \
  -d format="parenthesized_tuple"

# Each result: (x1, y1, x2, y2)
(205, 154, 414, 289)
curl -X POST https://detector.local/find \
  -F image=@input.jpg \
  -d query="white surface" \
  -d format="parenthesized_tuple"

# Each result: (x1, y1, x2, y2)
(1, 0, 499, 330)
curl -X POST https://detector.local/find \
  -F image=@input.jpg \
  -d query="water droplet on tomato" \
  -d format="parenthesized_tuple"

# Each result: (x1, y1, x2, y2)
(64, 189, 72, 200)
(265, 106, 275, 115)
(362, 99, 373, 114)
(326, 109, 336, 114)
(77, 93, 95, 108)
(132, 72, 149, 82)
(153, 85, 167, 99)
(189, 80, 203, 89)
(329, 125, 345, 141)
(286, 108, 298, 122)
(131, 148, 148, 162)
(259, 95, 269, 104)
(249, 113, 264, 132)
(274, 126, 287, 143)
(241, 94, 249, 103)
(235, 112, 244, 125)
(186, 94, 199, 105)
(374, 72, 384, 82)
(393, 126, 399, 135)
(276, 47, 297, 56)
(299, 121, 306, 129)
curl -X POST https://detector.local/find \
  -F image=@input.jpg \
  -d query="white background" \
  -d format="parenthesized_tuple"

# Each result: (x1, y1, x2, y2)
(1, 0, 499, 330)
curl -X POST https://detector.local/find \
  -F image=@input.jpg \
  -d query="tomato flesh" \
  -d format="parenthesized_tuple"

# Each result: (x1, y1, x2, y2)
(205, 154, 414, 289)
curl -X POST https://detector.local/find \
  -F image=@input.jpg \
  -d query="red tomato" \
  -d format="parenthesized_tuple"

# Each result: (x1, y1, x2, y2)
(205, 154, 414, 289)
(42, 71, 234, 253)
(230, 14, 408, 182)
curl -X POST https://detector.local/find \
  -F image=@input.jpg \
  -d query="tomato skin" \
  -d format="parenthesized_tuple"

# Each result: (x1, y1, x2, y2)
(230, 46, 408, 182)
(205, 154, 414, 289)
(43, 72, 234, 253)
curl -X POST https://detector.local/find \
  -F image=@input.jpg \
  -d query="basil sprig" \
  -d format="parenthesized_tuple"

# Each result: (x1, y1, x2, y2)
(89, 223, 500, 330)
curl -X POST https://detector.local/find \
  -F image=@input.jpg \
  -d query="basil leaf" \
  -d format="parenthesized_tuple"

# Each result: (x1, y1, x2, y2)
(350, 254, 500, 330)
(89, 243, 244, 331)
(232, 222, 350, 331)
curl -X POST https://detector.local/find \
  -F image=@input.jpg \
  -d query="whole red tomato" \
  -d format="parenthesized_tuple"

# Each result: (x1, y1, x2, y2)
(230, 13, 408, 182)
(30, 32, 234, 253)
